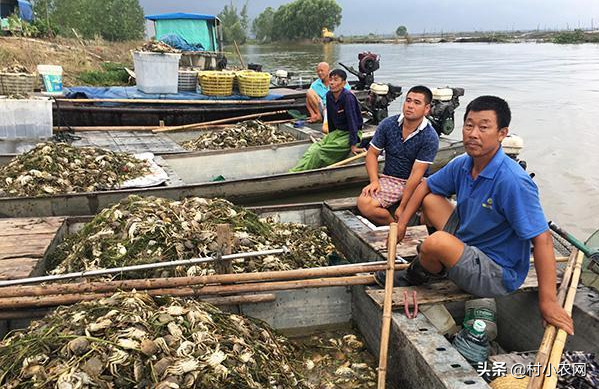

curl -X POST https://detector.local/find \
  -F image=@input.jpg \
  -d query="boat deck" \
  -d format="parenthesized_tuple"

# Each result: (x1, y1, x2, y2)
(0, 217, 65, 281)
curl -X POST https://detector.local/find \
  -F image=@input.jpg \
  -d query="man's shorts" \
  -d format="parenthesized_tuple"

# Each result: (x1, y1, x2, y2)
(443, 210, 510, 297)
(371, 175, 407, 208)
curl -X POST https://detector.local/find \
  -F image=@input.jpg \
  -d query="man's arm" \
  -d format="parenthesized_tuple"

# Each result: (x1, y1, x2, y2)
(395, 162, 429, 219)
(532, 231, 574, 335)
(344, 94, 363, 150)
(361, 147, 382, 196)
(395, 179, 431, 241)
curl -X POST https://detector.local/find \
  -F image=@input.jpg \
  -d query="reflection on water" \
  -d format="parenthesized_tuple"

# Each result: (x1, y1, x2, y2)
(239, 42, 599, 238)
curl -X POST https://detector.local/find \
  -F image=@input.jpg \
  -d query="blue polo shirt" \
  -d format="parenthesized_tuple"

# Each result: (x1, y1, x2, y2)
(370, 114, 439, 180)
(310, 78, 351, 104)
(325, 88, 363, 146)
(426, 147, 548, 292)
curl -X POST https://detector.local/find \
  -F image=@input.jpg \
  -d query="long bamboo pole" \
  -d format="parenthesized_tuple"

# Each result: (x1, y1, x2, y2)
(0, 275, 376, 309)
(54, 98, 296, 105)
(541, 250, 584, 389)
(0, 249, 286, 287)
(378, 223, 398, 389)
(0, 261, 409, 299)
(52, 119, 296, 133)
(327, 151, 368, 168)
(0, 293, 276, 320)
(152, 110, 289, 133)
(527, 250, 579, 389)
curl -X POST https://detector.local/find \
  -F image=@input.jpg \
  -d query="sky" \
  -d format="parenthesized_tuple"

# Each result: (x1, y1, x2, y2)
(140, 0, 599, 35)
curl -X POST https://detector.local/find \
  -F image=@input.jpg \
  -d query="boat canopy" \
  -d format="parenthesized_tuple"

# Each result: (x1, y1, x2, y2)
(145, 13, 220, 51)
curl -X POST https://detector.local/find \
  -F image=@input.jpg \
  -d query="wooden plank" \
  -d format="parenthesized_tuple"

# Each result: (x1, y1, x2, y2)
(366, 269, 547, 309)
(0, 217, 64, 236)
(0, 234, 59, 260)
(0, 258, 40, 280)
(358, 224, 428, 259)
(324, 197, 358, 211)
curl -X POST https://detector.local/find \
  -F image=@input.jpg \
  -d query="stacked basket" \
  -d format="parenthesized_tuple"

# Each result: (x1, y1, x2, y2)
(236, 70, 271, 98)
(178, 70, 199, 92)
(198, 71, 235, 96)
(0, 71, 35, 96)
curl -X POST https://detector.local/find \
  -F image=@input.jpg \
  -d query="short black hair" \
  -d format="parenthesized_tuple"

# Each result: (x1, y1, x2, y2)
(329, 69, 347, 81)
(464, 95, 511, 129)
(407, 85, 432, 104)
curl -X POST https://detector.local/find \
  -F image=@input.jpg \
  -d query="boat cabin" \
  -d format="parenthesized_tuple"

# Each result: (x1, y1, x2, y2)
(0, 0, 32, 31)
(145, 12, 223, 53)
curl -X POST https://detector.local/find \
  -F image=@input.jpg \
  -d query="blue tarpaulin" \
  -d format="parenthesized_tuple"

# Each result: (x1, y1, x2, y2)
(145, 13, 217, 21)
(17, 0, 33, 22)
(159, 34, 205, 52)
(64, 86, 284, 101)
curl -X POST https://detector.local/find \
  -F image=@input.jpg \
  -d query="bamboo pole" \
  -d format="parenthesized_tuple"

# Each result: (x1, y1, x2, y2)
(233, 40, 246, 69)
(527, 250, 578, 389)
(0, 261, 408, 299)
(52, 119, 296, 133)
(54, 98, 296, 105)
(327, 151, 368, 168)
(378, 223, 398, 389)
(152, 110, 289, 133)
(541, 250, 584, 389)
(0, 294, 275, 320)
(0, 275, 375, 309)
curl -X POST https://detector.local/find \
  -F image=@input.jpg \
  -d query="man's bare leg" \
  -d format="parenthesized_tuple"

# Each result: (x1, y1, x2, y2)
(306, 90, 323, 123)
(418, 193, 464, 274)
(357, 196, 394, 225)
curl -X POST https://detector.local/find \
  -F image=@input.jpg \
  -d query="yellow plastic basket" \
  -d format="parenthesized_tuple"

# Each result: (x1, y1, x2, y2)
(236, 70, 271, 98)
(0, 72, 35, 96)
(198, 71, 235, 96)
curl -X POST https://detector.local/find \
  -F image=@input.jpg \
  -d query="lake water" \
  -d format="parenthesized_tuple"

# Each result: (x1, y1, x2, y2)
(240, 42, 599, 239)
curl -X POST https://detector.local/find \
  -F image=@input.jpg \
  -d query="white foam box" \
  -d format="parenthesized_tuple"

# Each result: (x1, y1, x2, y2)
(0, 97, 53, 139)
(133, 51, 181, 94)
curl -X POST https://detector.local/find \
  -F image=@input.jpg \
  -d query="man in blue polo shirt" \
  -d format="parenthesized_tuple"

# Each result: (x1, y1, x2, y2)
(378, 95, 573, 334)
(357, 85, 439, 225)
(290, 69, 363, 172)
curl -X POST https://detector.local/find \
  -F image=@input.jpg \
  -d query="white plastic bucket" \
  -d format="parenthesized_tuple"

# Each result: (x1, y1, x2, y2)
(133, 51, 181, 94)
(37, 65, 63, 96)
(0, 97, 53, 139)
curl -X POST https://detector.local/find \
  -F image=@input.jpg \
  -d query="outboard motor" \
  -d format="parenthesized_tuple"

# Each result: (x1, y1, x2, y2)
(339, 52, 381, 90)
(428, 87, 465, 136)
(273, 69, 290, 86)
(365, 82, 403, 124)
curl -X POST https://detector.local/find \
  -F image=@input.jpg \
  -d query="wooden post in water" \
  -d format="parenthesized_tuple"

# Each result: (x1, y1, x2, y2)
(215, 224, 233, 274)
(377, 223, 398, 389)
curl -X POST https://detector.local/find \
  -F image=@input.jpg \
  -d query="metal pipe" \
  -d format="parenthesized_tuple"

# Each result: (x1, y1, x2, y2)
(0, 248, 288, 287)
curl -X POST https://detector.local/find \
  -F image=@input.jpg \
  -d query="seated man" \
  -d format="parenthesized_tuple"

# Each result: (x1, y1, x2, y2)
(290, 69, 363, 172)
(378, 95, 573, 334)
(306, 62, 350, 124)
(357, 85, 439, 225)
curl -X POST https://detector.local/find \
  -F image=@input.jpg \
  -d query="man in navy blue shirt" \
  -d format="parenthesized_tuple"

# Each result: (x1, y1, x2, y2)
(357, 86, 439, 225)
(380, 95, 573, 335)
(290, 69, 363, 172)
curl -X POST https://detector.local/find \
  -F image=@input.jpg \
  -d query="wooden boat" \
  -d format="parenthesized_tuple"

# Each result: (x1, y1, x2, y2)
(0, 122, 466, 218)
(51, 87, 370, 127)
(0, 200, 596, 388)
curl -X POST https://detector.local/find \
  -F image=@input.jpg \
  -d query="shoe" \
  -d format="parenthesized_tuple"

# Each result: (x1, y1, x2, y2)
(374, 256, 445, 288)
(374, 269, 412, 288)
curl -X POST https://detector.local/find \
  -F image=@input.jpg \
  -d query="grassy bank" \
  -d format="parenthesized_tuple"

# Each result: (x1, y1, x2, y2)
(0, 36, 142, 86)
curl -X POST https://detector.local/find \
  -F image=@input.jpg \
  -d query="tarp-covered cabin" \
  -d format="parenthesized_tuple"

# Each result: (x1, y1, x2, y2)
(0, 0, 32, 21)
(145, 13, 222, 52)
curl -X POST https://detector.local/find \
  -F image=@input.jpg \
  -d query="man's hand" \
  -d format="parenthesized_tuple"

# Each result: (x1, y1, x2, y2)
(351, 145, 365, 155)
(396, 223, 407, 242)
(539, 299, 574, 335)
(361, 181, 380, 197)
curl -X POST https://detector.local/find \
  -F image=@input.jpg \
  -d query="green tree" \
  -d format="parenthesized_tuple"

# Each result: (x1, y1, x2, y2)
(252, 7, 275, 42)
(32, 0, 144, 41)
(218, 1, 248, 44)
(396, 25, 408, 37)
(271, 0, 342, 41)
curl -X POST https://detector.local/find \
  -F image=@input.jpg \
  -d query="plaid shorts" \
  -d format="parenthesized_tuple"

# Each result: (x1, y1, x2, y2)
(371, 175, 407, 208)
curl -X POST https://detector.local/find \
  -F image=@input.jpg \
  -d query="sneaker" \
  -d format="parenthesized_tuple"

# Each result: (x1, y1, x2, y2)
(374, 256, 445, 288)
(374, 269, 412, 288)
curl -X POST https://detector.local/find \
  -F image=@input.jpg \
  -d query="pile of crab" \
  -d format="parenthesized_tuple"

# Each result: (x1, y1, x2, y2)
(180, 120, 296, 151)
(0, 143, 150, 197)
(49, 195, 337, 278)
(0, 292, 307, 388)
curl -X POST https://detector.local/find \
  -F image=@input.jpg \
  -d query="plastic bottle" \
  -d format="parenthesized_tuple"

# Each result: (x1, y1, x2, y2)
(464, 298, 497, 341)
(452, 319, 489, 366)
